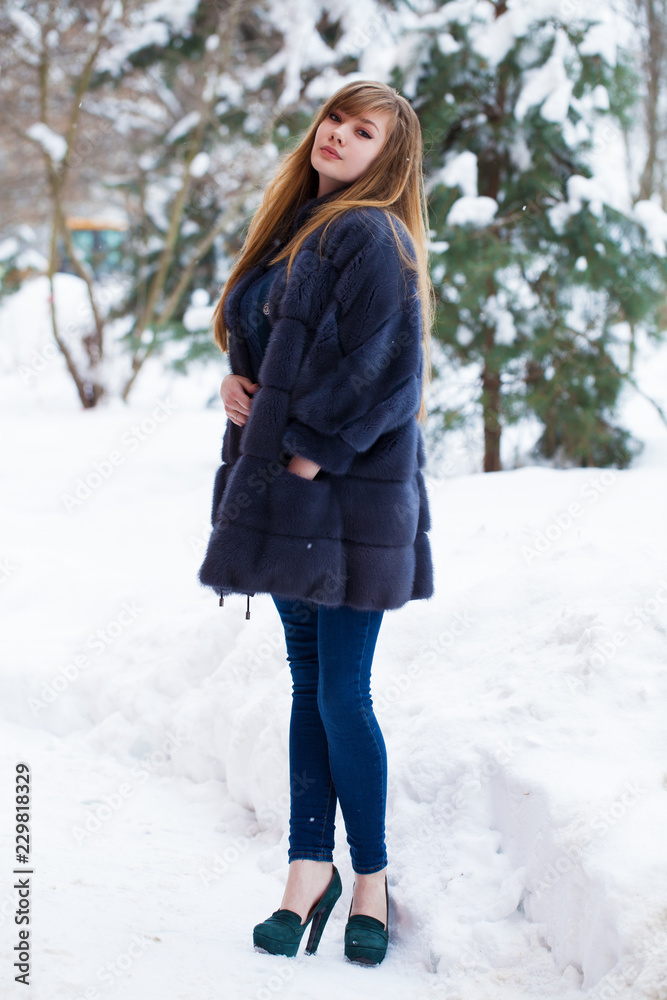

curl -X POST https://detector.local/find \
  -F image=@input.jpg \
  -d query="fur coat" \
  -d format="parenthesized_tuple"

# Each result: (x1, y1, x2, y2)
(198, 194, 434, 613)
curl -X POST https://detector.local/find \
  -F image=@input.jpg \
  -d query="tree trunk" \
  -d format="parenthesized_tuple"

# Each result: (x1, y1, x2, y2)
(481, 329, 502, 473)
(475, 0, 507, 471)
(638, 0, 667, 201)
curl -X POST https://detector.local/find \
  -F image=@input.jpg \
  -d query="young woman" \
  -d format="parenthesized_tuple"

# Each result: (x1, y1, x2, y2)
(198, 80, 435, 965)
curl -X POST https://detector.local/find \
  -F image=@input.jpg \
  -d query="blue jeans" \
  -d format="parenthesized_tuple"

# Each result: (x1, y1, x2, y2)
(271, 594, 387, 874)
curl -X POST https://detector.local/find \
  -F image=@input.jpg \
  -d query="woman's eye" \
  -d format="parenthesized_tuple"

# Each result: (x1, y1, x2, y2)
(327, 113, 371, 138)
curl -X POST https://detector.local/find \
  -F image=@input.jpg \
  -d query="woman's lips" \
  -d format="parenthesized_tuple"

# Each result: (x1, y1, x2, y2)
(320, 146, 341, 159)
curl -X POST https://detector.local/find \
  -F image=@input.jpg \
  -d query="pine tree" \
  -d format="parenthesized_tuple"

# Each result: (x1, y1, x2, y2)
(399, 0, 667, 470)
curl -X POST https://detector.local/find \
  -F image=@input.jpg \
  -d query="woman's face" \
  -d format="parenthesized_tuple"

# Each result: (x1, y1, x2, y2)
(311, 106, 392, 197)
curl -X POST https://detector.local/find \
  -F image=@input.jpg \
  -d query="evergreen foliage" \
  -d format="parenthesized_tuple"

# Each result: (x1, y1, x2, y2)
(401, 4, 667, 469)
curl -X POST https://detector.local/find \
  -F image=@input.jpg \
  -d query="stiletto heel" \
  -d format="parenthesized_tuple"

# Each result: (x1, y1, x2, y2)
(304, 889, 338, 955)
(344, 875, 389, 966)
(253, 865, 342, 958)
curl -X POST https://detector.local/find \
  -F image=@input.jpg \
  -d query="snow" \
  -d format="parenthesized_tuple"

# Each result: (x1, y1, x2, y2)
(264, 0, 448, 104)
(447, 195, 498, 227)
(140, 0, 199, 34)
(0, 237, 20, 261)
(428, 241, 450, 256)
(633, 200, 667, 257)
(579, 19, 618, 66)
(15, 248, 49, 272)
(591, 84, 610, 111)
(190, 289, 210, 308)
(263, 0, 345, 107)
(184, 289, 214, 332)
(431, 150, 479, 199)
(548, 175, 605, 232)
(144, 175, 183, 231)
(189, 151, 210, 178)
(0, 273, 145, 403)
(472, 3, 532, 67)
(515, 29, 574, 125)
(166, 111, 201, 146)
(2, 271, 667, 997)
(509, 133, 533, 172)
(437, 31, 461, 55)
(481, 294, 517, 344)
(183, 304, 215, 332)
(0, 274, 91, 395)
(7, 7, 40, 43)
(26, 122, 67, 163)
(96, 0, 200, 75)
(466, 0, 630, 109)
(138, 152, 159, 171)
(215, 73, 244, 104)
(2, 0, 667, 992)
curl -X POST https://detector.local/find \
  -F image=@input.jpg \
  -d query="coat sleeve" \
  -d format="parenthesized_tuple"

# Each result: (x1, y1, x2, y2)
(281, 210, 423, 476)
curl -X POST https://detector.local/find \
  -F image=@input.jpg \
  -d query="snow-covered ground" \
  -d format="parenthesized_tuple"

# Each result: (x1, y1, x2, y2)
(1, 278, 667, 1000)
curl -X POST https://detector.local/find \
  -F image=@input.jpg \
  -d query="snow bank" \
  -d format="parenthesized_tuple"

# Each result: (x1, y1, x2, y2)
(2, 316, 667, 996)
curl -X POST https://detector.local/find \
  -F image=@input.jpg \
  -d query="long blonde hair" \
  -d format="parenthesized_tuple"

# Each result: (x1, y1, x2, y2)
(212, 80, 434, 424)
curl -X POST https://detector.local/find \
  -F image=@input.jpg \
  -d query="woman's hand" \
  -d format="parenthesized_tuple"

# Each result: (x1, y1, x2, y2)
(220, 373, 259, 426)
(220, 375, 320, 478)
(286, 454, 322, 480)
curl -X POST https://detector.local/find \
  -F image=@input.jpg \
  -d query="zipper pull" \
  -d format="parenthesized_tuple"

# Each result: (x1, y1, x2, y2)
(246, 594, 251, 620)
(219, 590, 224, 607)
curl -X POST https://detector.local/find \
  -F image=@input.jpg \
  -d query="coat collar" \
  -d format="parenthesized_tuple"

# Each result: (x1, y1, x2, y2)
(292, 187, 345, 233)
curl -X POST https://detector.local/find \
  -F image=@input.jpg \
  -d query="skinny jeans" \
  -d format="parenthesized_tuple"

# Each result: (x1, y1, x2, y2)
(271, 594, 387, 874)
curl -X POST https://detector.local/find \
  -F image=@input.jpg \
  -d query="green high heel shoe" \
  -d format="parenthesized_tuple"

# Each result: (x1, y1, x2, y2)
(344, 875, 389, 966)
(253, 865, 342, 958)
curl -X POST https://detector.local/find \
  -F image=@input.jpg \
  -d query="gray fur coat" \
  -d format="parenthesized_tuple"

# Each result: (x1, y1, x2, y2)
(198, 195, 434, 613)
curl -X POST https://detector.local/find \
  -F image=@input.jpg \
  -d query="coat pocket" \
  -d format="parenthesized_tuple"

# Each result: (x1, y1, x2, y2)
(268, 464, 340, 540)
(218, 454, 341, 540)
